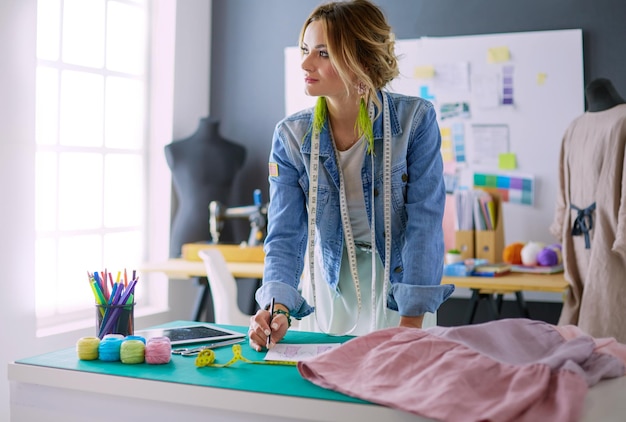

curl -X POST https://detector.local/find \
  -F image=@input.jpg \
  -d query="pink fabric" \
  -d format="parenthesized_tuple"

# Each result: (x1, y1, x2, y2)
(298, 319, 625, 422)
(555, 324, 626, 366)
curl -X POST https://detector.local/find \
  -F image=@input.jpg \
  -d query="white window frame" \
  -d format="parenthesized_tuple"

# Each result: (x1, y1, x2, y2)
(34, 0, 175, 335)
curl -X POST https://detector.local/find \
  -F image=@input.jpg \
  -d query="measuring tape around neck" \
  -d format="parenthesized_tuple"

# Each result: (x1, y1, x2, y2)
(307, 92, 393, 335)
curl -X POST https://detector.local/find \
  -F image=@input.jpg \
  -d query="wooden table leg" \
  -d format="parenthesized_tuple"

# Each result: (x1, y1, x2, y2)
(464, 290, 480, 324)
(515, 291, 531, 318)
(193, 277, 213, 322)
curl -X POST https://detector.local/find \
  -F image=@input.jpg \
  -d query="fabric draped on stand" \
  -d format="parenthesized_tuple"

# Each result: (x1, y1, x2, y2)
(570, 202, 595, 249)
(297, 319, 626, 422)
(550, 103, 626, 342)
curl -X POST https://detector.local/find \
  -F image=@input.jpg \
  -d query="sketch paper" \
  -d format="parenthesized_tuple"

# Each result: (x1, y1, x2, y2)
(434, 62, 470, 92)
(265, 343, 341, 363)
(471, 124, 509, 167)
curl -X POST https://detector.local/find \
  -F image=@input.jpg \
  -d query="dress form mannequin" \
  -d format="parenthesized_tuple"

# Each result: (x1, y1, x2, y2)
(165, 117, 246, 258)
(551, 78, 626, 342)
(585, 78, 626, 112)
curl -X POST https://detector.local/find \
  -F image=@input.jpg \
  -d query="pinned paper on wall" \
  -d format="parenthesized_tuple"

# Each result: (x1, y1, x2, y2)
(501, 65, 515, 105)
(498, 153, 517, 170)
(440, 102, 471, 120)
(413, 65, 435, 79)
(420, 85, 435, 101)
(473, 171, 534, 206)
(487, 46, 511, 63)
(471, 73, 500, 109)
(434, 62, 471, 92)
(452, 123, 466, 163)
(440, 126, 454, 163)
(471, 124, 510, 167)
(537, 73, 547, 85)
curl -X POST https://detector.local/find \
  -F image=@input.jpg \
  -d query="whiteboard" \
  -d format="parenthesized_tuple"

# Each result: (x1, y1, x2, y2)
(284, 29, 584, 248)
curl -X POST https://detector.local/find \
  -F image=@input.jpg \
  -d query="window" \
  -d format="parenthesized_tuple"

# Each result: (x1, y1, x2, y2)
(35, 0, 151, 327)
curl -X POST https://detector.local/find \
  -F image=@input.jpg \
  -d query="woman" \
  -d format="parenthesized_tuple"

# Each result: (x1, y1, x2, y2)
(248, 0, 454, 351)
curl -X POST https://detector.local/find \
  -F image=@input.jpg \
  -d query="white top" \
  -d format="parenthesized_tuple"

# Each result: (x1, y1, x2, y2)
(336, 138, 369, 242)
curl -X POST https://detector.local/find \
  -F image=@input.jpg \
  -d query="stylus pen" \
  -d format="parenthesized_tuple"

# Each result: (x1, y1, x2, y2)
(266, 297, 275, 349)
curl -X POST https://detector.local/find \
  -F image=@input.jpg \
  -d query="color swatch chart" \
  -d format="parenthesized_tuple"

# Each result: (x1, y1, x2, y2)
(473, 172, 534, 206)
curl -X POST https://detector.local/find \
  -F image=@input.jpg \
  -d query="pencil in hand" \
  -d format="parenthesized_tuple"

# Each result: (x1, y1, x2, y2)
(266, 297, 275, 349)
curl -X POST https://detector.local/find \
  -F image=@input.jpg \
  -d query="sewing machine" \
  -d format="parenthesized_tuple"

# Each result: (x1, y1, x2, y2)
(209, 189, 268, 246)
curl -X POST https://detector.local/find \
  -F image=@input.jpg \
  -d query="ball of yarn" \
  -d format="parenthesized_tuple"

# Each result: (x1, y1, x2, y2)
(124, 335, 146, 344)
(520, 241, 545, 266)
(76, 336, 100, 360)
(536, 244, 563, 266)
(102, 334, 125, 341)
(98, 337, 124, 362)
(502, 242, 525, 265)
(145, 336, 172, 365)
(120, 339, 145, 364)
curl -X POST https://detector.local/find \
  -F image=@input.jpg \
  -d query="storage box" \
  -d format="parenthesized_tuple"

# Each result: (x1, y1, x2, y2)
(454, 230, 475, 260)
(474, 191, 505, 263)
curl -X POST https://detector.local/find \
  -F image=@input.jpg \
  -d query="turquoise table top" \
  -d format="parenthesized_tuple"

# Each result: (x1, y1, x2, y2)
(16, 321, 367, 404)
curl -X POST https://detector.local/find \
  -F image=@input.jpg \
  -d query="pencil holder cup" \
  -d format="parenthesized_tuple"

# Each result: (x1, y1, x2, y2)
(96, 303, 135, 338)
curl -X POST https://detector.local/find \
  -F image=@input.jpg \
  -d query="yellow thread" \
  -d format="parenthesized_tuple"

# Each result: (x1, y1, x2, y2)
(195, 344, 297, 368)
(76, 336, 101, 360)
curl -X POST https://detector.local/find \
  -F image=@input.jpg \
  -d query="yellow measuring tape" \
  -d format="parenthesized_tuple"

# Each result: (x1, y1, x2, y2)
(195, 344, 297, 367)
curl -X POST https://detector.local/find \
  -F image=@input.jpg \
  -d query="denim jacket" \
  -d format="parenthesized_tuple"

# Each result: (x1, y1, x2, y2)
(257, 91, 455, 319)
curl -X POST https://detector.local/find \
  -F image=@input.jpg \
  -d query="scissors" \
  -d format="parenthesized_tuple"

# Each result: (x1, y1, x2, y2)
(171, 338, 245, 356)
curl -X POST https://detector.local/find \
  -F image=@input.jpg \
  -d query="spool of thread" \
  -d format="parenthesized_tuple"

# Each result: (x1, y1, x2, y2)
(98, 337, 124, 362)
(120, 339, 145, 364)
(125, 335, 146, 344)
(145, 336, 172, 365)
(76, 336, 100, 360)
(103, 334, 125, 341)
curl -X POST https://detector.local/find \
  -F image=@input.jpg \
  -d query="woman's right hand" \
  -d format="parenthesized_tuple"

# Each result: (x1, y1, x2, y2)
(248, 305, 290, 352)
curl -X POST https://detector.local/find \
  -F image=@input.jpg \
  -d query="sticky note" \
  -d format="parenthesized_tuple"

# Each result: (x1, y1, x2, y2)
(537, 73, 547, 85)
(440, 127, 453, 163)
(420, 85, 435, 101)
(498, 153, 517, 170)
(268, 162, 279, 177)
(487, 46, 510, 64)
(413, 65, 435, 79)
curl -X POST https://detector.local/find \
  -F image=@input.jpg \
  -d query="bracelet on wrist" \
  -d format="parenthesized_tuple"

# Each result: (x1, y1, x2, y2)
(272, 309, 292, 327)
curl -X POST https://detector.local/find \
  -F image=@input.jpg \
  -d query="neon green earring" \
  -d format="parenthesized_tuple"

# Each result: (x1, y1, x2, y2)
(355, 83, 374, 154)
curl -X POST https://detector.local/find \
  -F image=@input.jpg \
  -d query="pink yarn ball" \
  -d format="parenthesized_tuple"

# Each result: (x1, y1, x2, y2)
(145, 336, 172, 364)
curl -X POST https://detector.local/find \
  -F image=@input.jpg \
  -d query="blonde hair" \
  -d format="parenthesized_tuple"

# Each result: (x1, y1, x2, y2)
(299, 0, 399, 110)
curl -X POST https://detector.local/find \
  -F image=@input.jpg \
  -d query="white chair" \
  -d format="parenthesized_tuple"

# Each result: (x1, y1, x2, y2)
(198, 248, 252, 325)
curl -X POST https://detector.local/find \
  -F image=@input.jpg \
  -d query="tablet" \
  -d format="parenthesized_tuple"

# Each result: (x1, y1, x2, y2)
(134, 324, 246, 345)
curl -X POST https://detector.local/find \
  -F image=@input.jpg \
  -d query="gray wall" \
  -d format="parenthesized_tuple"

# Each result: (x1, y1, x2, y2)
(210, 0, 626, 216)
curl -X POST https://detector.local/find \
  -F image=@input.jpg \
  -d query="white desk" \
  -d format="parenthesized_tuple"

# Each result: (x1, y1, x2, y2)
(8, 348, 626, 422)
(8, 323, 430, 422)
(8, 363, 430, 422)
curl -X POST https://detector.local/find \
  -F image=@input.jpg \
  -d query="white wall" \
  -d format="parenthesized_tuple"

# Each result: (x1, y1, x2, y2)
(1, 1, 212, 419)
(1, 2, 39, 420)
(165, 0, 214, 320)
(172, 0, 211, 138)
